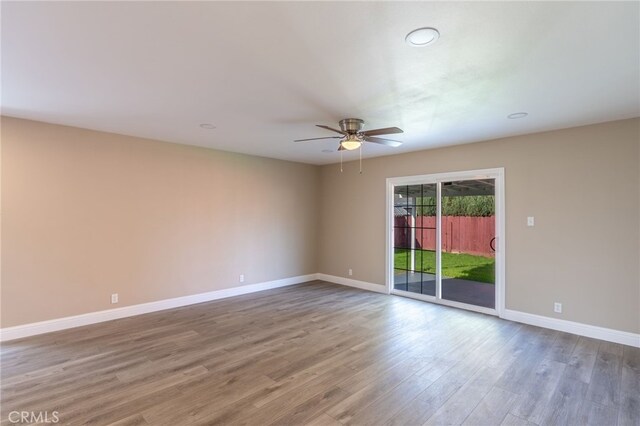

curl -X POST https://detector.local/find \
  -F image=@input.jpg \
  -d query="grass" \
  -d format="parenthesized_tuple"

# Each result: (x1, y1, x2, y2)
(394, 249, 495, 284)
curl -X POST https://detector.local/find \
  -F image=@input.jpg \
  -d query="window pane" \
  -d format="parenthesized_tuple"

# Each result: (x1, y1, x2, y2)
(441, 179, 496, 308)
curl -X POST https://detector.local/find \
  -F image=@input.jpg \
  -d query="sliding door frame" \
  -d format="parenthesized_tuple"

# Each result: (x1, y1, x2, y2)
(385, 168, 505, 316)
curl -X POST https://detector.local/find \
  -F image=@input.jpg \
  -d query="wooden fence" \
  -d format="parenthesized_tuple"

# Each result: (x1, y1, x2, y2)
(394, 216, 495, 257)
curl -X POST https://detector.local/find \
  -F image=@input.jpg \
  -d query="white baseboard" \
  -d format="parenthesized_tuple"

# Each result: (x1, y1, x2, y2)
(0, 274, 317, 342)
(316, 275, 639, 348)
(316, 273, 388, 294)
(502, 309, 640, 348)
(4, 274, 637, 349)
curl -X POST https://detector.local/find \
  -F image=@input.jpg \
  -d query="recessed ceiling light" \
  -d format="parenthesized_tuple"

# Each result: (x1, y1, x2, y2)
(200, 123, 216, 129)
(405, 27, 440, 47)
(507, 112, 528, 119)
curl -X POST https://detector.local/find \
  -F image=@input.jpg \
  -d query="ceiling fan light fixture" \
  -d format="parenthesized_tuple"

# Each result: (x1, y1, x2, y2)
(405, 27, 440, 47)
(340, 134, 362, 151)
(340, 141, 362, 151)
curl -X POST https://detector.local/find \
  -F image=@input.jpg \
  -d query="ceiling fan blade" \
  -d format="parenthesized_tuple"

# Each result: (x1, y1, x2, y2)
(361, 126, 403, 137)
(294, 136, 342, 142)
(364, 136, 403, 147)
(316, 124, 346, 135)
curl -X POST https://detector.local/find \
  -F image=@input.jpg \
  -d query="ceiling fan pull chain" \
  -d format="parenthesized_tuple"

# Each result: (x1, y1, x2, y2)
(340, 150, 343, 173)
(359, 143, 362, 174)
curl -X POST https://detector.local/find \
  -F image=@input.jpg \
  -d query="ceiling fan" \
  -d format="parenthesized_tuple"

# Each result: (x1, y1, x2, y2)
(294, 118, 403, 151)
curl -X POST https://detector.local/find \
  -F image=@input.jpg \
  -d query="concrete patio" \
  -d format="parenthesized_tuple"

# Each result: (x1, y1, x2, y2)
(394, 272, 495, 309)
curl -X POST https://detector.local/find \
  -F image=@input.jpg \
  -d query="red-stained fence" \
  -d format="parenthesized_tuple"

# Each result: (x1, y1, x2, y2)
(394, 216, 495, 257)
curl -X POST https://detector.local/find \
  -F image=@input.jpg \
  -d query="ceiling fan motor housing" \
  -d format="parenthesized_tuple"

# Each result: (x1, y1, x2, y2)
(339, 118, 365, 134)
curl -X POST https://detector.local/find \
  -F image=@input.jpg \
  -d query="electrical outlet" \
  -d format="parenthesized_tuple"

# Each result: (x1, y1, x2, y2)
(348, 268, 353, 276)
(111, 293, 118, 304)
(527, 217, 535, 227)
(239, 274, 245, 283)
(554, 302, 562, 313)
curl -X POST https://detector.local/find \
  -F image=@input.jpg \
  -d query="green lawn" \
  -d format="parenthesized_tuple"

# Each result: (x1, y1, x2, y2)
(394, 249, 495, 284)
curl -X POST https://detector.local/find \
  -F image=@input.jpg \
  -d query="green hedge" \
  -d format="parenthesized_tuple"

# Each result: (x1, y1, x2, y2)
(416, 195, 495, 217)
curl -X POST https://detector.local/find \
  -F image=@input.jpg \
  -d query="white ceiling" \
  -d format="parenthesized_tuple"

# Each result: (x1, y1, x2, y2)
(2, 1, 639, 165)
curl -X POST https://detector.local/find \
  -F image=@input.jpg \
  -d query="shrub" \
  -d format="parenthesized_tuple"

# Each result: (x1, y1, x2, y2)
(416, 195, 495, 217)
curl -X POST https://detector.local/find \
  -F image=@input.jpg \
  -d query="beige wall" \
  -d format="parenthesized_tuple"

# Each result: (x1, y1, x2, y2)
(319, 118, 640, 334)
(2, 116, 639, 334)
(1, 117, 319, 327)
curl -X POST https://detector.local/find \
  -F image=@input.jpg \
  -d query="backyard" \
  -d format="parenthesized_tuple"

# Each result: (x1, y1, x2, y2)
(394, 248, 495, 284)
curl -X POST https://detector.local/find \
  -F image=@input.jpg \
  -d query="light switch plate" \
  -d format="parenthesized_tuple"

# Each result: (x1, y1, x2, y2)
(527, 217, 535, 227)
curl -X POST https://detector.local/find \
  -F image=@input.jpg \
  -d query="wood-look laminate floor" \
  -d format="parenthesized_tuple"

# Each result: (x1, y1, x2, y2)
(1, 281, 638, 426)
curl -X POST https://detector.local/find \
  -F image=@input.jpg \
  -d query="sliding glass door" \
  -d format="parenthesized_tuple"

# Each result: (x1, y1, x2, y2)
(388, 170, 503, 315)
(440, 179, 495, 309)
(393, 184, 436, 297)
